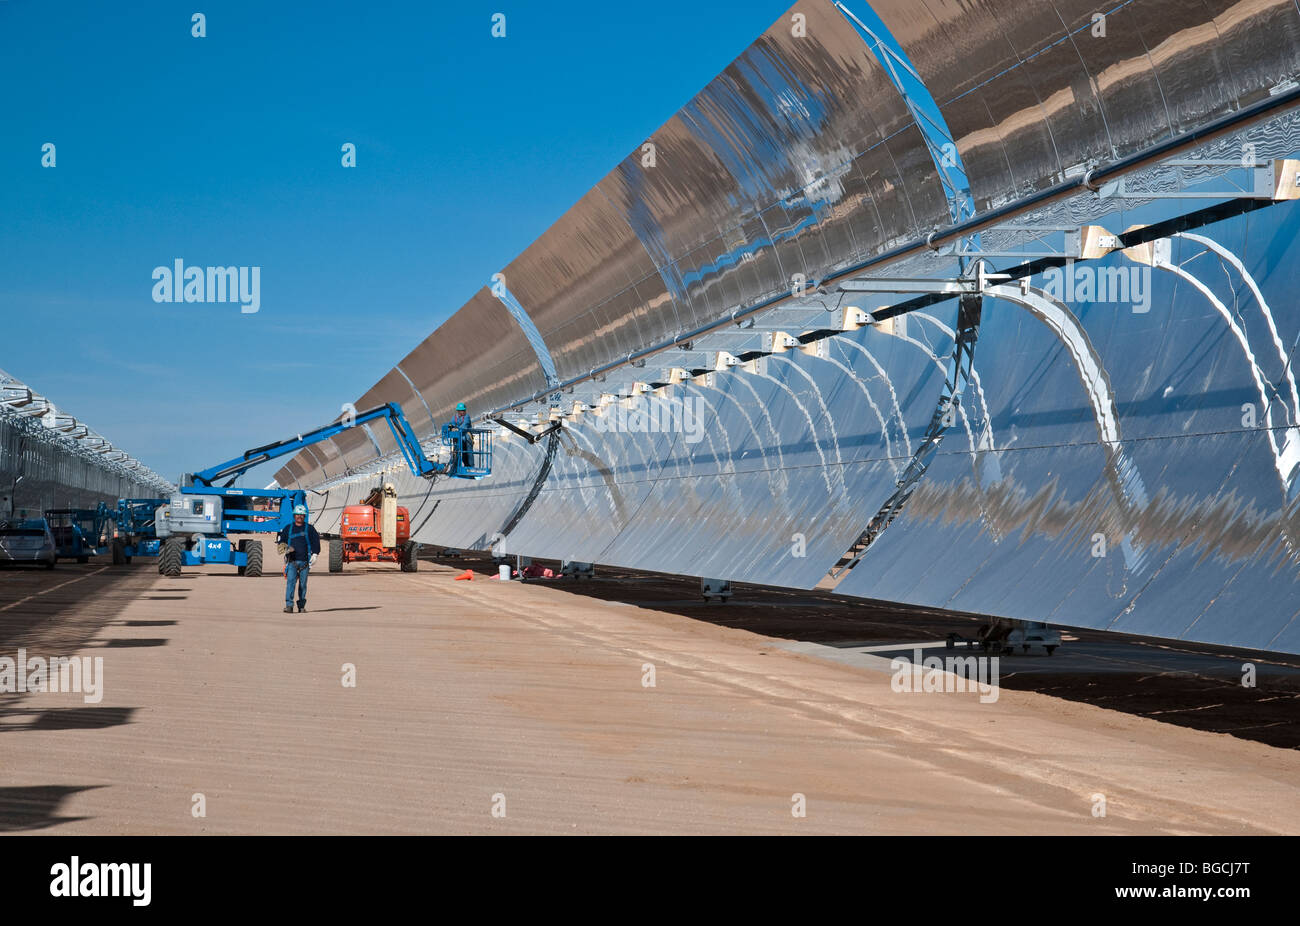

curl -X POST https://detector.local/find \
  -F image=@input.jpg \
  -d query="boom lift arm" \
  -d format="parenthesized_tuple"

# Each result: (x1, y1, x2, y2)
(152, 402, 490, 577)
(190, 402, 477, 488)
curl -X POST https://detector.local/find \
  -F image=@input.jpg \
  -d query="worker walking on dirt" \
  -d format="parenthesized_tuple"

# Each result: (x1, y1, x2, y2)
(449, 402, 473, 470)
(276, 504, 320, 613)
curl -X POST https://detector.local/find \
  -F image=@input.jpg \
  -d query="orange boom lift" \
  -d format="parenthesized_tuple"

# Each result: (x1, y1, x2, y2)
(327, 483, 419, 572)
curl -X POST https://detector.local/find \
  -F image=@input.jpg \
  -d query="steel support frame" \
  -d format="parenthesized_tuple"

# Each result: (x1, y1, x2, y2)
(828, 290, 982, 581)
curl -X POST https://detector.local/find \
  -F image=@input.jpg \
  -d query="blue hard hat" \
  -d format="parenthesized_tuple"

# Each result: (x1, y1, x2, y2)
(456, 402, 467, 411)
(293, 505, 308, 516)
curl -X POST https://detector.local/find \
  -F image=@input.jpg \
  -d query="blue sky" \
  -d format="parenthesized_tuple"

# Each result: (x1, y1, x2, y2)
(0, 0, 793, 484)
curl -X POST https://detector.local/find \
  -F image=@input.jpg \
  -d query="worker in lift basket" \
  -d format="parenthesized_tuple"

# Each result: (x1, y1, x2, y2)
(450, 402, 473, 470)
(276, 504, 320, 613)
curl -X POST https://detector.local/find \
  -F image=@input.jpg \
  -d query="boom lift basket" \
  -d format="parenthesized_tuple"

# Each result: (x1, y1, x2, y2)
(441, 426, 492, 478)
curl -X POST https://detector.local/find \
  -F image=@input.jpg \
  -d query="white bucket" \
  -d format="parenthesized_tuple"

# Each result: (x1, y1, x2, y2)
(499, 564, 511, 581)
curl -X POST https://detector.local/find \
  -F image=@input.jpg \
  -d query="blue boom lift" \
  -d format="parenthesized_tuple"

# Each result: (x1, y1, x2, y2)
(44, 503, 114, 563)
(154, 402, 490, 577)
(107, 498, 170, 564)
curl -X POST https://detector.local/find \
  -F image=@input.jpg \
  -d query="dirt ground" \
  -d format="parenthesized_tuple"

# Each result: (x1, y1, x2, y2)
(478, 554, 1300, 750)
(0, 547, 1297, 835)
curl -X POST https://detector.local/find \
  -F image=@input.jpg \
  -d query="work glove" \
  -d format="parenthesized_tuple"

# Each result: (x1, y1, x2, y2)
(309, 554, 318, 567)
(276, 542, 289, 557)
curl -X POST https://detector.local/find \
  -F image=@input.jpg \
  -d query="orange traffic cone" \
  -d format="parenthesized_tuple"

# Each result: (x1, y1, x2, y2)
(454, 569, 474, 581)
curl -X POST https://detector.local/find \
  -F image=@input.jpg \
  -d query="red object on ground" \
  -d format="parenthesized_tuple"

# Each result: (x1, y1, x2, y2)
(521, 564, 555, 579)
(454, 569, 474, 581)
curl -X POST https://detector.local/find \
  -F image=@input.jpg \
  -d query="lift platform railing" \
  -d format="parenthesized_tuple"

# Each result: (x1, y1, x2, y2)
(441, 426, 492, 478)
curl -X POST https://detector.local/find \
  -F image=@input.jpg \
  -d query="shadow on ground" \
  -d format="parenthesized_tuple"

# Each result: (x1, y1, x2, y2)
(0, 562, 163, 831)
(0, 785, 100, 832)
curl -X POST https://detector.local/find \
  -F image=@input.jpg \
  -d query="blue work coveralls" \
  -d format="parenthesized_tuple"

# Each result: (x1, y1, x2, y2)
(277, 520, 321, 608)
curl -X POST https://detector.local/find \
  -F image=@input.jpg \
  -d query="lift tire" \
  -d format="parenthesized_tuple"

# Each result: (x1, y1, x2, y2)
(244, 540, 263, 578)
(400, 540, 419, 573)
(111, 539, 126, 565)
(237, 539, 249, 576)
(329, 537, 343, 573)
(159, 539, 183, 577)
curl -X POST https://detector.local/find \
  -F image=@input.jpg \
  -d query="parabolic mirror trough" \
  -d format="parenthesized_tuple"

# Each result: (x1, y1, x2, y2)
(276, 0, 1300, 654)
